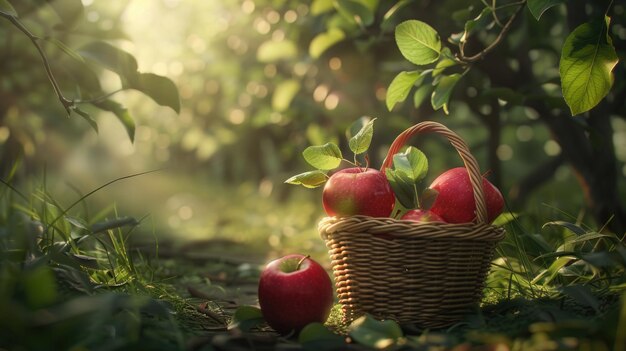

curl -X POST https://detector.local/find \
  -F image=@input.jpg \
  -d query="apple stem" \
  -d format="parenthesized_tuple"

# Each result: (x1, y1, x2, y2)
(296, 255, 310, 271)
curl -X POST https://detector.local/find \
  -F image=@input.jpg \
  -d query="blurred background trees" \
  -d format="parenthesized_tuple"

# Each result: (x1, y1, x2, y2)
(1, 0, 625, 239)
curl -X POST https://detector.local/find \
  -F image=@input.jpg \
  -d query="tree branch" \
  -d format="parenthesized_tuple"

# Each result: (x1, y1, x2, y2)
(1, 13, 73, 115)
(459, 0, 527, 63)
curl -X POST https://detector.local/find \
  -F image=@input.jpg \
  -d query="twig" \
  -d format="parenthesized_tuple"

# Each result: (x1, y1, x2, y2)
(459, 0, 527, 63)
(0, 13, 73, 114)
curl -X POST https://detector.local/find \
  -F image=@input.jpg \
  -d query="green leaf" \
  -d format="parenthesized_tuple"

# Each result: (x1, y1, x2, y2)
(47, 0, 84, 28)
(23, 265, 58, 308)
(73, 108, 98, 133)
(348, 314, 403, 349)
(462, 7, 493, 43)
(559, 285, 600, 313)
(91, 217, 139, 233)
(131, 73, 181, 113)
(47, 38, 85, 63)
(272, 79, 301, 112)
(560, 16, 618, 116)
(527, 0, 566, 20)
(381, 0, 411, 32)
(284, 170, 328, 188)
(542, 221, 586, 236)
(532, 256, 576, 284)
(392, 147, 428, 182)
(347, 117, 376, 155)
(299, 323, 346, 350)
(386, 70, 421, 111)
(0, 0, 17, 17)
(433, 57, 458, 77)
(420, 188, 438, 210)
(492, 212, 518, 226)
(311, 0, 334, 15)
(257, 40, 298, 62)
(335, 0, 374, 26)
(229, 305, 264, 332)
(79, 41, 139, 84)
(385, 169, 417, 209)
(309, 28, 345, 59)
(303, 143, 343, 170)
(413, 84, 433, 108)
(92, 100, 135, 142)
(431, 73, 461, 114)
(395, 20, 441, 65)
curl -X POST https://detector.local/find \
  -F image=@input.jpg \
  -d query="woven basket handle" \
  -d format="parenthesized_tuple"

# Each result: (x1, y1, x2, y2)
(380, 121, 488, 224)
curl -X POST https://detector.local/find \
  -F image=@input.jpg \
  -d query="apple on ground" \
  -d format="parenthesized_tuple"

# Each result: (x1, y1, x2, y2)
(401, 209, 444, 223)
(257, 254, 334, 334)
(322, 167, 395, 218)
(429, 167, 504, 224)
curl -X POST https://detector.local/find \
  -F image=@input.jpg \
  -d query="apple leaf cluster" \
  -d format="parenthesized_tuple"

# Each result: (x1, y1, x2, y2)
(285, 117, 376, 188)
(385, 1, 620, 116)
(384, 146, 437, 213)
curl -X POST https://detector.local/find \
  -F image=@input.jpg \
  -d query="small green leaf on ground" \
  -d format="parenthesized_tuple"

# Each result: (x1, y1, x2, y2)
(303, 143, 343, 170)
(229, 305, 264, 332)
(298, 323, 346, 350)
(560, 16, 618, 116)
(310, 28, 345, 59)
(285, 170, 328, 188)
(347, 117, 376, 155)
(527, 0, 567, 20)
(348, 314, 403, 349)
(386, 71, 421, 111)
(395, 20, 441, 65)
(0, 0, 17, 17)
(431, 73, 461, 114)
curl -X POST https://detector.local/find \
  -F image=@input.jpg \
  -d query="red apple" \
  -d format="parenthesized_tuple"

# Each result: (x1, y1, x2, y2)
(429, 167, 504, 224)
(322, 167, 395, 217)
(401, 209, 445, 223)
(258, 254, 334, 334)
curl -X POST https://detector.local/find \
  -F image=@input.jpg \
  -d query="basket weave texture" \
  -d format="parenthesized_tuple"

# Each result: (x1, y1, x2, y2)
(319, 121, 506, 328)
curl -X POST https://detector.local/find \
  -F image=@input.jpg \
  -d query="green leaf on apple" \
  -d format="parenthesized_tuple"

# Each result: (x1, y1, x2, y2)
(385, 168, 417, 209)
(420, 188, 439, 210)
(346, 117, 376, 155)
(392, 146, 428, 182)
(229, 305, 265, 332)
(303, 142, 343, 170)
(284, 170, 328, 188)
(299, 322, 346, 350)
(348, 314, 403, 349)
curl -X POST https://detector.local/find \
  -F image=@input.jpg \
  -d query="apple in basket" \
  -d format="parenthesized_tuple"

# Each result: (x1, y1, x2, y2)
(401, 209, 444, 223)
(258, 254, 334, 334)
(322, 167, 395, 217)
(429, 167, 504, 224)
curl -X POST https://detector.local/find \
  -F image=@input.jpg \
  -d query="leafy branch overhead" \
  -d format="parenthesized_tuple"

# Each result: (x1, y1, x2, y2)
(385, 0, 620, 116)
(0, 1, 180, 142)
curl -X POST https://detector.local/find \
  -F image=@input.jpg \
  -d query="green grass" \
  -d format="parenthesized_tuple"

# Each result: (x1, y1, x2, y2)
(1, 171, 626, 350)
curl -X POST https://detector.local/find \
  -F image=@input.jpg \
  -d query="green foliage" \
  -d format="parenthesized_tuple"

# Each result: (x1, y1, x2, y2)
(348, 314, 403, 349)
(560, 16, 618, 115)
(528, 0, 567, 20)
(229, 305, 264, 332)
(395, 20, 441, 65)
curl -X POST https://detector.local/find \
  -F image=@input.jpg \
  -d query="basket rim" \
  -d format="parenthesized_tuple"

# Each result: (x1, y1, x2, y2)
(319, 215, 506, 242)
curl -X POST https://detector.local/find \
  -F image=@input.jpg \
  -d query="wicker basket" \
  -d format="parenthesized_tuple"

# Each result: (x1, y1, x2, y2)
(319, 121, 505, 329)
